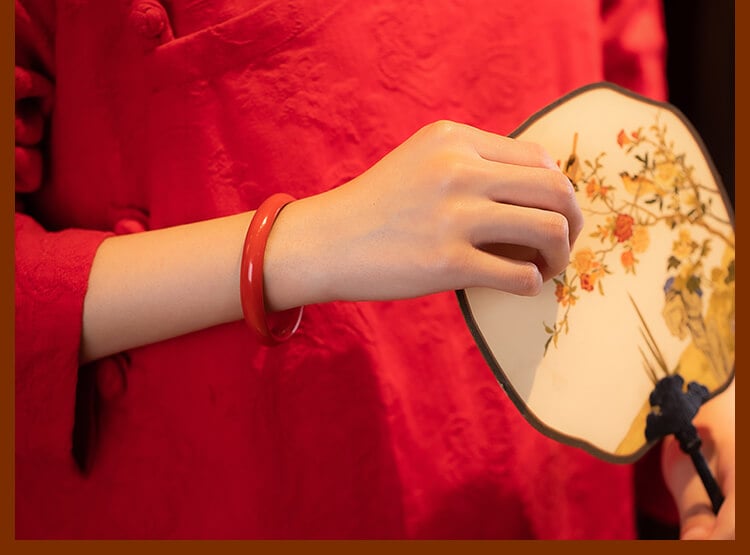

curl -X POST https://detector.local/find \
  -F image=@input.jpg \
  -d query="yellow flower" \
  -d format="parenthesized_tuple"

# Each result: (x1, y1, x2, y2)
(684, 192, 700, 209)
(654, 162, 681, 190)
(630, 225, 650, 254)
(673, 228, 696, 258)
(572, 247, 595, 275)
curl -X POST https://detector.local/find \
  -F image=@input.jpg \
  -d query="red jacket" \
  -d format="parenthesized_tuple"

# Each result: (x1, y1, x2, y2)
(15, 0, 669, 538)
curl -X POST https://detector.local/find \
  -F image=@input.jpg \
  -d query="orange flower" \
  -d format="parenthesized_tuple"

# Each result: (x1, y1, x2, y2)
(590, 262, 605, 281)
(591, 224, 610, 241)
(621, 250, 636, 273)
(585, 178, 598, 199)
(613, 214, 634, 242)
(555, 281, 565, 302)
(554, 281, 576, 307)
(617, 129, 631, 147)
(580, 273, 594, 292)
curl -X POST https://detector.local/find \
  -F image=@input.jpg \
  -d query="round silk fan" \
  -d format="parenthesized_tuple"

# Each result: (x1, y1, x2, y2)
(457, 83, 734, 471)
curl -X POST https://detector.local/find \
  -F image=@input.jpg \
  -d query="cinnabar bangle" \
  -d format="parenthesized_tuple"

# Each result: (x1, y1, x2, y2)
(240, 193, 303, 345)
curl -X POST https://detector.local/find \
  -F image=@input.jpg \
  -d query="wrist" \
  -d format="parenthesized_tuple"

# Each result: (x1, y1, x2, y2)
(261, 193, 336, 311)
(240, 194, 304, 344)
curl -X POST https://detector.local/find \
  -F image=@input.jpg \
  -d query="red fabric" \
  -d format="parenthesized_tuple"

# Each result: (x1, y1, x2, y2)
(15, 0, 669, 539)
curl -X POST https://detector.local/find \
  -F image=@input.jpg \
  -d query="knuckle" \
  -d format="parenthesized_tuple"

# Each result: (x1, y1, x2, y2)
(546, 171, 582, 235)
(522, 141, 556, 169)
(548, 170, 576, 204)
(541, 212, 570, 245)
(425, 119, 462, 143)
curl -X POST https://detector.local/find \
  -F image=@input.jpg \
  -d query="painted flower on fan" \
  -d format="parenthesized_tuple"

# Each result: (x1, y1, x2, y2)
(577, 260, 605, 293)
(674, 190, 702, 218)
(685, 192, 701, 209)
(572, 247, 596, 275)
(585, 178, 598, 199)
(630, 225, 650, 254)
(578, 273, 594, 291)
(590, 223, 610, 241)
(673, 228, 697, 258)
(591, 262, 606, 281)
(654, 161, 681, 190)
(621, 250, 636, 273)
(613, 213, 635, 242)
(554, 281, 576, 307)
(617, 129, 631, 147)
(585, 177, 613, 201)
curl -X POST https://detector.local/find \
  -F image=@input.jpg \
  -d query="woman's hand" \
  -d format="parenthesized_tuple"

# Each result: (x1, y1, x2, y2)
(265, 120, 583, 310)
(82, 120, 582, 361)
(661, 379, 735, 540)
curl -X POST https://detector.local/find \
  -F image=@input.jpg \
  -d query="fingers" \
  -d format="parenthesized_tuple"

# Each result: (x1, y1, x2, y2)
(422, 122, 583, 250)
(367, 120, 586, 296)
(462, 247, 543, 296)
(434, 120, 559, 170)
(465, 202, 571, 281)
(468, 158, 583, 246)
(661, 431, 735, 540)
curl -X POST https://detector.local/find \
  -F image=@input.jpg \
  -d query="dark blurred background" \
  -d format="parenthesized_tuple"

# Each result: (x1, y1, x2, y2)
(636, 3, 734, 540)
(663, 0, 734, 208)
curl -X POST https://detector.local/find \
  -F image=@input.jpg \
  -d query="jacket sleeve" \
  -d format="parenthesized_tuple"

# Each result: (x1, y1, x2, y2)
(15, 0, 112, 463)
(601, 0, 668, 102)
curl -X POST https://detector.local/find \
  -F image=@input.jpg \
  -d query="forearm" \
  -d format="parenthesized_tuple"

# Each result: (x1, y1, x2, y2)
(80, 197, 336, 364)
(81, 211, 248, 363)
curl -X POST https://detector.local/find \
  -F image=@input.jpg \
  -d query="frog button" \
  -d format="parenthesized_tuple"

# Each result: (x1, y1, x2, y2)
(113, 207, 149, 235)
(128, 0, 174, 44)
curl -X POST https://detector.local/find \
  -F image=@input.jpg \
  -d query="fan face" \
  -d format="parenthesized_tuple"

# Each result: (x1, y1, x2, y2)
(458, 83, 735, 462)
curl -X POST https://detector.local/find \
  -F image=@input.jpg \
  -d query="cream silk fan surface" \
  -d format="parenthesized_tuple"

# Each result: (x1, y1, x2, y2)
(458, 82, 735, 464)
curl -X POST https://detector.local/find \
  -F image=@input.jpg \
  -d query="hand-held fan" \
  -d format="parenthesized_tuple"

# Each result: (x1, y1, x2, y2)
(457, 82, 734, 512)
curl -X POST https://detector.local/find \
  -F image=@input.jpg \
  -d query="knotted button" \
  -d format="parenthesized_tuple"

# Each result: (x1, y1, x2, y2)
(114, 217, 147, 235)
(112, 207, 149, 235)
(129, 1, 173, 42)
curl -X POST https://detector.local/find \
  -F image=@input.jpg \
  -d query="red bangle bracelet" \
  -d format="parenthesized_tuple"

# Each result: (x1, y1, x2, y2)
(240, 193, 303, 346)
